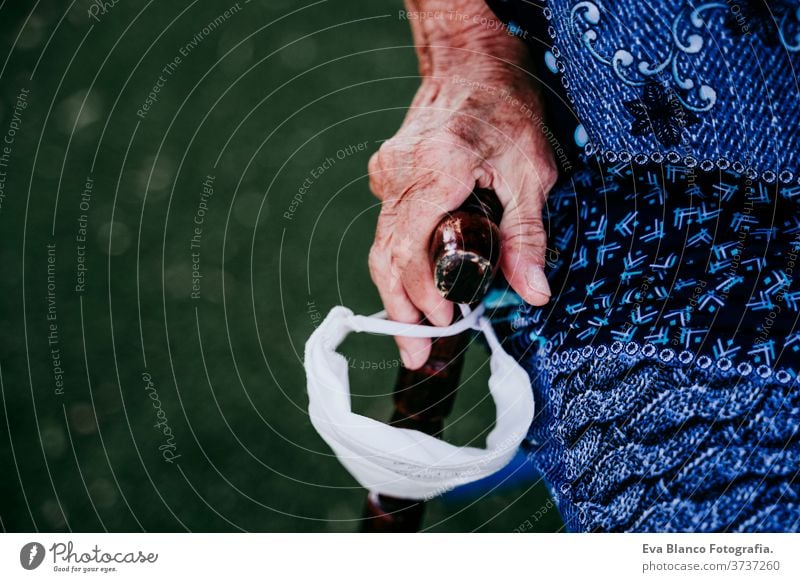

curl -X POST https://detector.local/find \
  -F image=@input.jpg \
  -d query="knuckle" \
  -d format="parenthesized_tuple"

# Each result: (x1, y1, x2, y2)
(375, 139, 404, 165)
(540, 163, 557, 193)
(368, 139, 416, 199)
(531, 156, 558, 194)
(368, 152, 385, 198)
(524, 215, 547, 234)
(390, 244, 413, 270)
(367, 151, 381, 177)
(368, 243, 387, 276)
(503, 218, 548, 251)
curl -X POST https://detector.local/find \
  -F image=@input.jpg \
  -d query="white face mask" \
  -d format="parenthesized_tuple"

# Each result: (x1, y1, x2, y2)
(304, 304, 534, 500)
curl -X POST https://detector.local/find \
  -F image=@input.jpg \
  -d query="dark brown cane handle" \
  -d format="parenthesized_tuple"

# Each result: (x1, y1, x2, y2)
(430, 188, 503, 304)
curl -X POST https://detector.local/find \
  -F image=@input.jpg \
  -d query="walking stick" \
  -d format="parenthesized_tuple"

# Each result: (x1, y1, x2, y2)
(362, 188, 503, 532)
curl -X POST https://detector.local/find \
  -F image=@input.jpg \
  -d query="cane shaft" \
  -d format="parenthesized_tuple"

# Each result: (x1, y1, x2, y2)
(361, 330, 469, 532)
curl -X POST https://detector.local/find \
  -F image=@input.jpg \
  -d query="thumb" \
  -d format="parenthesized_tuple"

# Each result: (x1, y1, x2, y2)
(499, 196, 551, 306)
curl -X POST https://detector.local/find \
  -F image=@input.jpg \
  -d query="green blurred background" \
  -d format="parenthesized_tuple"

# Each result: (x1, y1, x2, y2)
(0, 0, 559, 532)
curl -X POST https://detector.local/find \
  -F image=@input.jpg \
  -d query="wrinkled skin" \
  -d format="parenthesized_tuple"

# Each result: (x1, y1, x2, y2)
(368, 0, 557, 369)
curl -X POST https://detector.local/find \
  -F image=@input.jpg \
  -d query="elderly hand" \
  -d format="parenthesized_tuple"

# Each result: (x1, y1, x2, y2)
(368, 0, 558, 369)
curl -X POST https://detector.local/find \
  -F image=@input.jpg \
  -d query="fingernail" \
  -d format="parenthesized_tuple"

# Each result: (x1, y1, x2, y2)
(526, 265, 551, 299)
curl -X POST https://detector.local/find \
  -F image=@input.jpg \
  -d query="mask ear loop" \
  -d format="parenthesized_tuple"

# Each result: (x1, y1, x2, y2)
(346, 303, 485, 339)
(346, 303, 503, 359)
(455, 304, 503, 350)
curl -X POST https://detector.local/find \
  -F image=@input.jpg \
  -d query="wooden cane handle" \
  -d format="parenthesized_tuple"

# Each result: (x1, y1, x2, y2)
(430, 188, 503, 304)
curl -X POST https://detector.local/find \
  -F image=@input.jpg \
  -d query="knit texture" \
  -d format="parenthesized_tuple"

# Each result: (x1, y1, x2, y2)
(487, 0, 800, 183)
(482, 0, 800, 530)
(487, 155, 800, 531)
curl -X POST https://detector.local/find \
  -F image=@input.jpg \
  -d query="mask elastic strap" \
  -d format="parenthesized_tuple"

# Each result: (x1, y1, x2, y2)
(346, 304, 485, 338)
(455, 304, 502, 351)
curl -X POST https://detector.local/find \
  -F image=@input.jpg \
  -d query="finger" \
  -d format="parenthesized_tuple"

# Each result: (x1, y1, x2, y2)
(395, 172, 475, 325)
(369, 226, 431, 370)
(403, 262, 454, 328)
(383, 285, 432, 371)
(393, 216, 454, 328)
(489, 146, 555, 307)
(498, 193, 551, 306)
